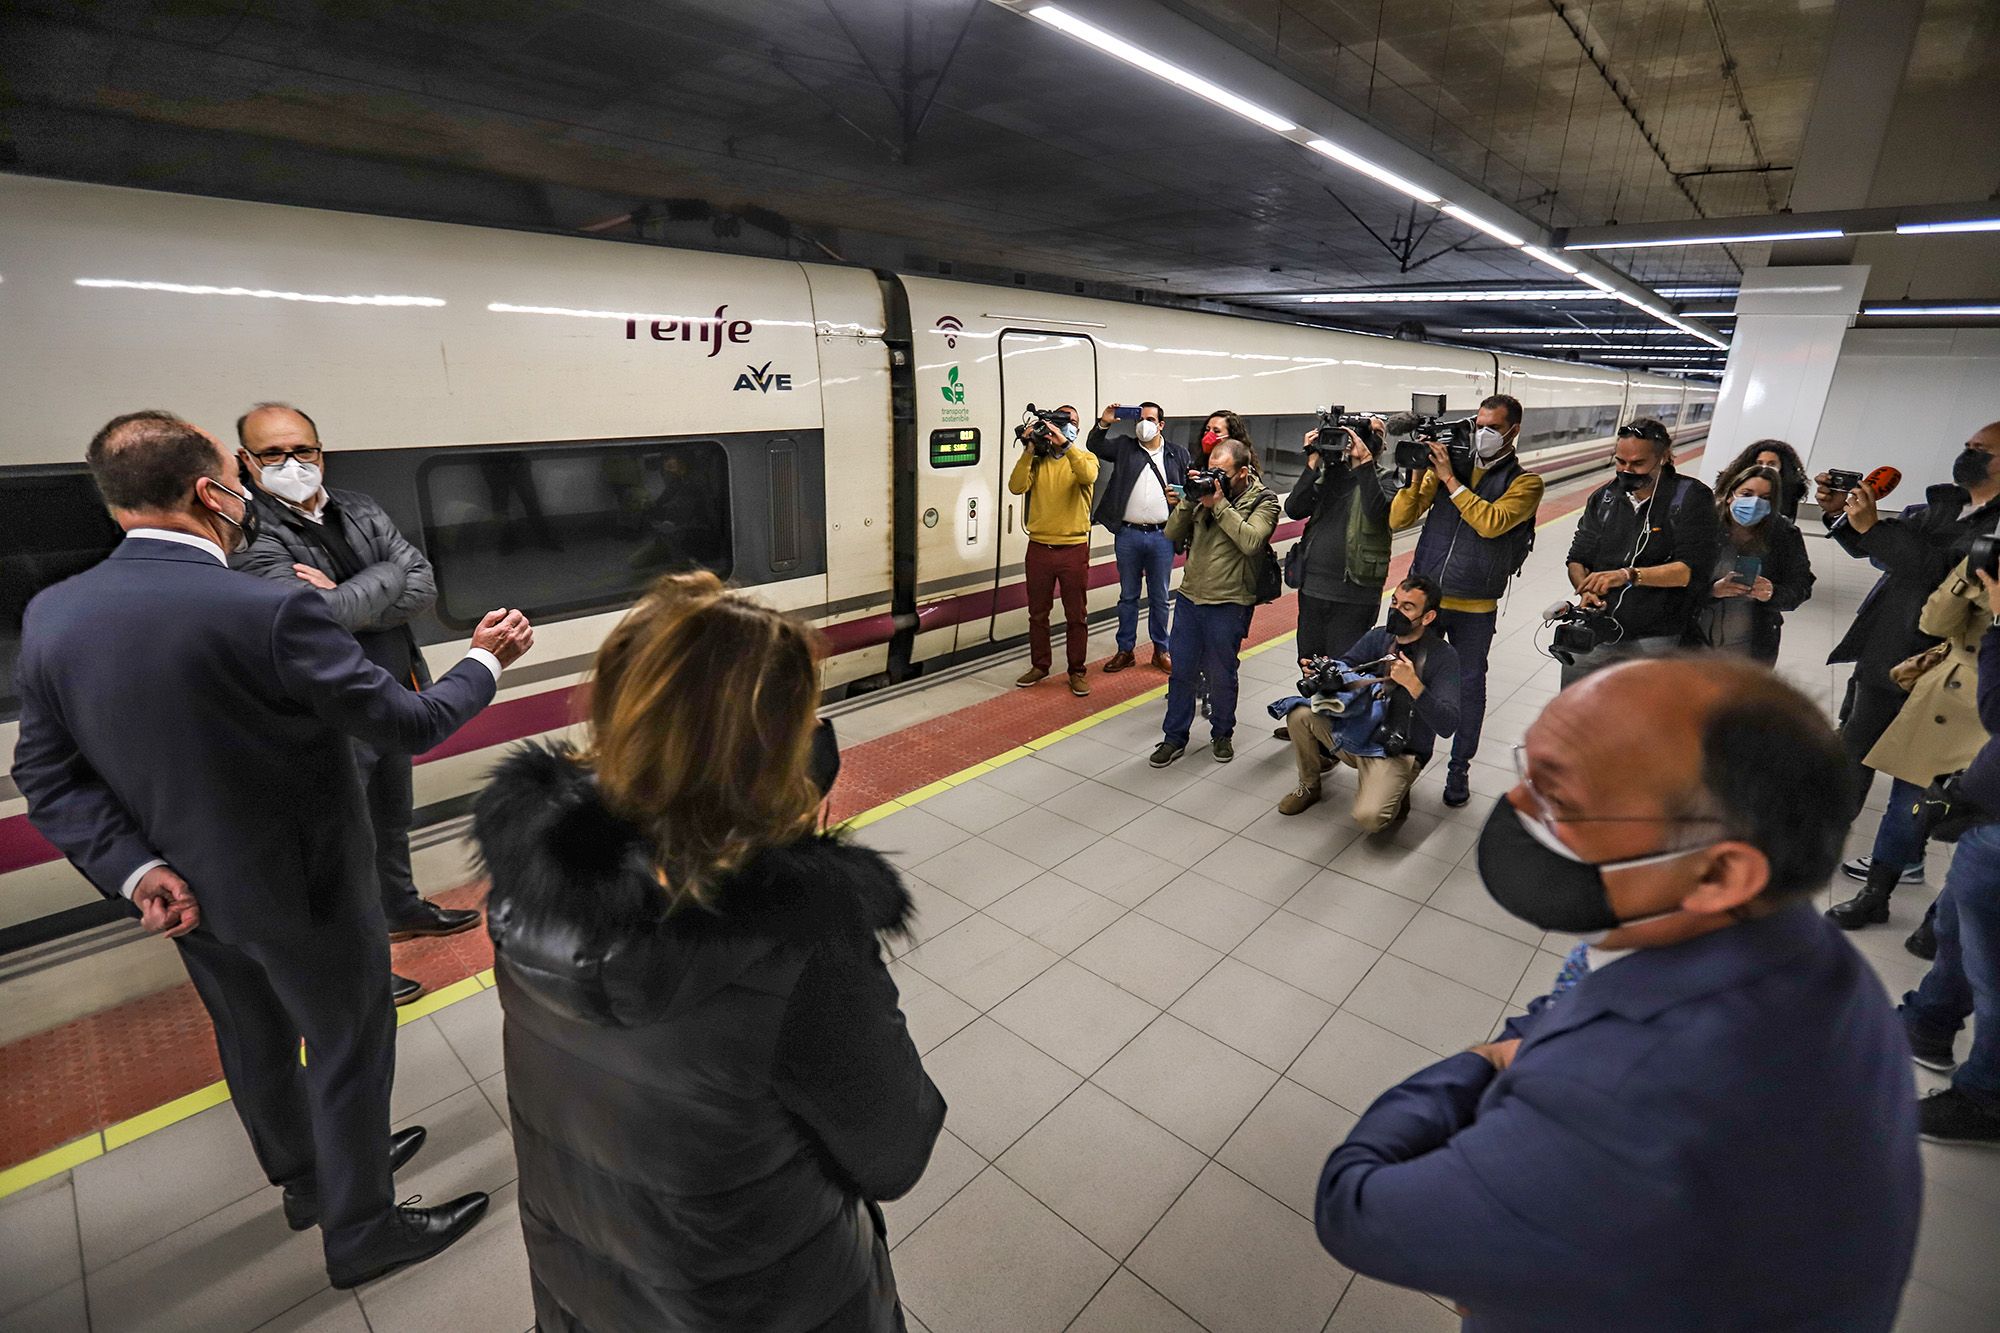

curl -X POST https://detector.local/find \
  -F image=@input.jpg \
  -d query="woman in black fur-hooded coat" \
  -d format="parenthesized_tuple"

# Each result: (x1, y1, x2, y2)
(476, 574, 944, 1333)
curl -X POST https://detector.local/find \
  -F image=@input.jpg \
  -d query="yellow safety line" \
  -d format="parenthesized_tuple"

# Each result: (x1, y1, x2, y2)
(1, 503, 1608, 1201)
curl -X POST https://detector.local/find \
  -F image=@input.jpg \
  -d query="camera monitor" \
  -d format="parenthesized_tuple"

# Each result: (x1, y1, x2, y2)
(1410, 392, 1446, 418)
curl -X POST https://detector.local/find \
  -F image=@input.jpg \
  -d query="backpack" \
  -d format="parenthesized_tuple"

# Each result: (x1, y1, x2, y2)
(1254, 543, 1284, 605)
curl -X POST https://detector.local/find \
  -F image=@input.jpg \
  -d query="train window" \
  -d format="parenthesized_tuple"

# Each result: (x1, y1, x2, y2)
(1, 467, 123, 718)
(768, 438, 800, 572)
(417, 439, 732, 632)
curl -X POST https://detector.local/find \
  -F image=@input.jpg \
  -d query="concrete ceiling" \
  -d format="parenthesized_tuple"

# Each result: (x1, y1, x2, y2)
(2, 0, 1995, 370)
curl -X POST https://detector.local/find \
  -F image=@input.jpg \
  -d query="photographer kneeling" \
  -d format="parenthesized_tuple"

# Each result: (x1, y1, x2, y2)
(1276, 575, 1460, 830)
(1287, 418, 1393, 660)
(1560, 419, 1718, 688)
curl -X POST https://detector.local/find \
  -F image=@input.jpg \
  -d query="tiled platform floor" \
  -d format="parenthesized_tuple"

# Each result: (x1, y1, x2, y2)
(4, 480, 1997, 1331)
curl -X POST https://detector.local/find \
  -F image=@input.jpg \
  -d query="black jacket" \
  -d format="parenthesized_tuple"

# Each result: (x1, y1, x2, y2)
(12, 539, 493, 941)
(1087, 425, 1192, 533)
(1826, 484, 1999, 686)
(1285, 457, 1393, 603)
(478, 746, 945, 1333)
(233, 487, 437, 687)
(1566, 466, 1719, 638)
(1687, 515, 1815, 663)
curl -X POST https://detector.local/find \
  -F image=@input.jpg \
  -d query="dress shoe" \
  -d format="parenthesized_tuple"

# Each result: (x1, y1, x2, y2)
(390, 973, 426, 1006)
(1825, 887, 1891, 930)
(1273, 724, 1291, 740)
(1103, 650, 1136, 673)
(284, 1126, 429, 1230)
(1068, 671, 1090, 697)
(328, 1192, 490, 1290)
(1015, 666, 1049, 688)
(386, 901, 482, 942)
(1906, 914, 1938, 961)
(1442, 762, 1471, 808)
(1150, 648, 1172, 672)
(1279, 784, 1320, 816)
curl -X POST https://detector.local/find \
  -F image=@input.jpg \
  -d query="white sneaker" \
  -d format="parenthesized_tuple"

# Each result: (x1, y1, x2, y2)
(1841, 855, 1925, 884)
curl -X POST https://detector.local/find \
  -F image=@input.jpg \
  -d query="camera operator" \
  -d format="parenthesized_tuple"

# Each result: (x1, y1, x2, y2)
(1390, 394, 1544, 806)
(1148, 438, 1280, 767)
(1008, 404, 1099, 696)
(1276, 575, 1460, 830)
(1560, 418, 1718, 688)
(1089, 401, 1189, 674)
(1287, 418, 1393, 659)
(1815, 422, 2000, 839)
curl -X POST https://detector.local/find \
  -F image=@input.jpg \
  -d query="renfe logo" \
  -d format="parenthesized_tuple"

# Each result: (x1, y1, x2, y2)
(624, 305, 752, 357)
(734, 362, 793, 393)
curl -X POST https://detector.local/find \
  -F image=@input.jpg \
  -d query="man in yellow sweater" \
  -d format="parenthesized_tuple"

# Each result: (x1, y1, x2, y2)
(1388, 394, 1544, 806)
(1009, 405, 1101, 696)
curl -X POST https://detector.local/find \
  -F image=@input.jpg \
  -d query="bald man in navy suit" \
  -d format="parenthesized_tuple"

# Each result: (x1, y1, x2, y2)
(12, 411, 534, 1288)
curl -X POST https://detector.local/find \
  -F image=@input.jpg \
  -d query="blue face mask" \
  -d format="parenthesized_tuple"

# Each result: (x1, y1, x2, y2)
(1062, 422, 1079, 442)
(1730, 495, 1772, 526)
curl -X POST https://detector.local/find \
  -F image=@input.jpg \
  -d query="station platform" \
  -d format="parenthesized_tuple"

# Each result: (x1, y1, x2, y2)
(1, 455, 1992, 1333)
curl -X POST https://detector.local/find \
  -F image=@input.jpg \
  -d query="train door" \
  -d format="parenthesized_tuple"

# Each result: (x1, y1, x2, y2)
(986, 330, 1098, 645)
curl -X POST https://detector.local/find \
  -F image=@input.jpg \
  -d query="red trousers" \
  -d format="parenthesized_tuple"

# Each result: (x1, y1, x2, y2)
(1026, 540, 1091, 673)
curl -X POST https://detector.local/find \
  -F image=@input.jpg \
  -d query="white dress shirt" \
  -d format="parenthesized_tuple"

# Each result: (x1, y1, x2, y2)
(1121, 440, 1172, 525)
(114, 528, 504, 898)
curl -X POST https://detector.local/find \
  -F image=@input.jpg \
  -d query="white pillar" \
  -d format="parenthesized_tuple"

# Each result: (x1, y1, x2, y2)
(1701, 266, 1869, 485)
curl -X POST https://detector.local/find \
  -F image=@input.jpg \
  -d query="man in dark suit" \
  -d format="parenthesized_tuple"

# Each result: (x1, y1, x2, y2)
(11, 411, 535, 1288)
(1087, 400, 1190, 673)
(1314, 658, 1921, 1331)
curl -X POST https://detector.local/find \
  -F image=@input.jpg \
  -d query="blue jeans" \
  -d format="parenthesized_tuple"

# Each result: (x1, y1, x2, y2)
(1162, 596, 1254, 746)
(1869, 778, 1928, 872)
(1432, 608, 1496, 770)
(1904, 820, 2000, 1105)
(1114, 526, 1176, 653)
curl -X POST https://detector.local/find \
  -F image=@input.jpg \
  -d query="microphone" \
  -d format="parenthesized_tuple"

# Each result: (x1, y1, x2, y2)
(1863, 466, 1901, 501)
(1382, 411, 1422, 436)
(1541, 597, 1576, 622)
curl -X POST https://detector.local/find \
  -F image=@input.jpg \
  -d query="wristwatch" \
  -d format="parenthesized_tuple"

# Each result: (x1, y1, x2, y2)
(1625, 566, 1640, 587)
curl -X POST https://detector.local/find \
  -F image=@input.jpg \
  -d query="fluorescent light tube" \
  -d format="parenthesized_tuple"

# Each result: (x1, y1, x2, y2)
(1304, 139, 1439, 204)
(1577, 272, 1620, 295)
(1565, 229, 1843, 251)
(1291, 289, 1603, 303)
(1861, 304, 2000, 316)
(1441, 204, 1528, 248)
(1521, 245, 1579, 275)
(1894, 218, 2000, 235)
(1029, 7, 1296, 133)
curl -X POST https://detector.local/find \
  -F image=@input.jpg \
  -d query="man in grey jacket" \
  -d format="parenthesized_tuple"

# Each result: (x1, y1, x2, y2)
(233, 403, 479, 1005)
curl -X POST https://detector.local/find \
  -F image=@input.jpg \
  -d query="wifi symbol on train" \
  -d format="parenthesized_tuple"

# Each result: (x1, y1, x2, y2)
(934, 315, 964, 349)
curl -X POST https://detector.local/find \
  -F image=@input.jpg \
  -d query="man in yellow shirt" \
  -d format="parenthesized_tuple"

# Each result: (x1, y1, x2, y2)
(1389, 394, 1543, 806)
(1009, 405, 1101, 695)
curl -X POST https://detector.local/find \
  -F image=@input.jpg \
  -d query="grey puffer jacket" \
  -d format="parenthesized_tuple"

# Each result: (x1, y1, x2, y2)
(232, 487, 437, 686)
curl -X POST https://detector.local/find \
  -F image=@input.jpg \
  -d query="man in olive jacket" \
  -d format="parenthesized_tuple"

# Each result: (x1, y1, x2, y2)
(1151, 438, 1281, 767)
(232, 404, 479, 1004)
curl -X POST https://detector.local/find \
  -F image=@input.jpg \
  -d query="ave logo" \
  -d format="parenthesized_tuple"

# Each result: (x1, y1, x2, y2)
(733, 362, 793, 393)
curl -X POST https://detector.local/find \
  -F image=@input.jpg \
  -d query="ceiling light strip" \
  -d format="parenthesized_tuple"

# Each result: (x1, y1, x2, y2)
(1894, 218, 2000, 235)
(1565, 229, 1844, 251)
(1303, 138, 1438, 205)
(1027, 6, 1295, 132)
(1861, 304, 2000, 316)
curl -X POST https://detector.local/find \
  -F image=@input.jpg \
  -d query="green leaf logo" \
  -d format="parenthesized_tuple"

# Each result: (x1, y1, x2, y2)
(940, 365, 965, 404)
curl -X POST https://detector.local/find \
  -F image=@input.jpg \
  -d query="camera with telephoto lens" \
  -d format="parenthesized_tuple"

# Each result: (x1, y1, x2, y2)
(1014, 403, 1072, 458)
(1310, 405, 1380, 458)
(1390, 392, 1476, 472)
(1544, 602, 1624, 666)
(1182, 467, 1225, 500)
(1821, 468, 1864, 495)
(1970, 528, 2000, 580)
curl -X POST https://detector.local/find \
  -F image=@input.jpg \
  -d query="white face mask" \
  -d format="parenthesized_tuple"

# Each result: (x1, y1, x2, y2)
(260, 459, 322, 505)
(1474, 426, 1510, 463)
(1136, 419, 1160, 444)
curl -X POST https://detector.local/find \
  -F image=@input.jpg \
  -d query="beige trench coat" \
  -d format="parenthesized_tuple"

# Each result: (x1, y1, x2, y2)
(1866, 558, 1991, 786)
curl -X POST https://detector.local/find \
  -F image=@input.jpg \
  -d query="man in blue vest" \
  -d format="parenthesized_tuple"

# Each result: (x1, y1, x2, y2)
(1390, 394, 1543, 807)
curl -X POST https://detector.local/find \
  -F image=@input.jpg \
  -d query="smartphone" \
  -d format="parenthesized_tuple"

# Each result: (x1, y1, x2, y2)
(1730, 554, 1763, 586)
(1113, 405, 1143, 421)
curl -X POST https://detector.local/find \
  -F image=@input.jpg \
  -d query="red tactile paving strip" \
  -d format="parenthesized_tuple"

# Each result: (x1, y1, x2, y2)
(0, 451, 1692, 1175)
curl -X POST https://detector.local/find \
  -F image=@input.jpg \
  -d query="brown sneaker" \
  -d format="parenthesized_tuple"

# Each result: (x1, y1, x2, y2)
(1151, 648, 1172, 672)
(1103, 650, 1136, 673)
(1015, 667, 1049, 688)
(1278, 784, 1321, 816)
(1068, 671, 1091, 697)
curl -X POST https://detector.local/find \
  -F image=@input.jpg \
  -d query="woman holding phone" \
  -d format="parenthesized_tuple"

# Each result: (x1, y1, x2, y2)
(1690, 464, 1814, 662)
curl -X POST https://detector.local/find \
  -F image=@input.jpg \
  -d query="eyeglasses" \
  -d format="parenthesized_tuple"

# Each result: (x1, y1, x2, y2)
(1509, 744, 1725, 831)
(244, 445, 324, 466)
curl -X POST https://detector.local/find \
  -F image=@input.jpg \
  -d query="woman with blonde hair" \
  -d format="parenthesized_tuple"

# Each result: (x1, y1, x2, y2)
(477, 571, 943, 1332)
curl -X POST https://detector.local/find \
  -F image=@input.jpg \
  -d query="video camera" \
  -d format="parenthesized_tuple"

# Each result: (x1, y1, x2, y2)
(1386, 393, 1476, 473)
(1310, 406, 1381, 459)
(1182, 467, 1226, 501)
(1541, 599, 1625, 666)
(1014, 403, 1073, 458)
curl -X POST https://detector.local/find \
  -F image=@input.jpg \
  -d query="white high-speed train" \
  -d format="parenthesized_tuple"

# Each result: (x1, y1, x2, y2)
(0, 173, 1713, 934)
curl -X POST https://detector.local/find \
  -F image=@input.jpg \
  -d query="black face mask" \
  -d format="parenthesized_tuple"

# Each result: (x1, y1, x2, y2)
(1613, 469, 1650, 493)
(1954, 447, 1992, 489)
(205, 478, 261, 552)
(1474, 796, 1711, 939)
(1384, 607, 1415, 637)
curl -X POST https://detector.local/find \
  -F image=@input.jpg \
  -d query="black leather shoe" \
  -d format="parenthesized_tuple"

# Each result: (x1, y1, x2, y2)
(387, 901, 482, 942)
(1906, 915, 1939, 961)
(390, 973, 426, 1006)
(328, 1192, 490, 1290)
(284, 1126, 429, 1230)
(1826, 887, 1892, 930)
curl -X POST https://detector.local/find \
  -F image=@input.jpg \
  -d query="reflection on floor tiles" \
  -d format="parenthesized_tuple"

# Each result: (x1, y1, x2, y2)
(4, 527, 1990, 1333)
